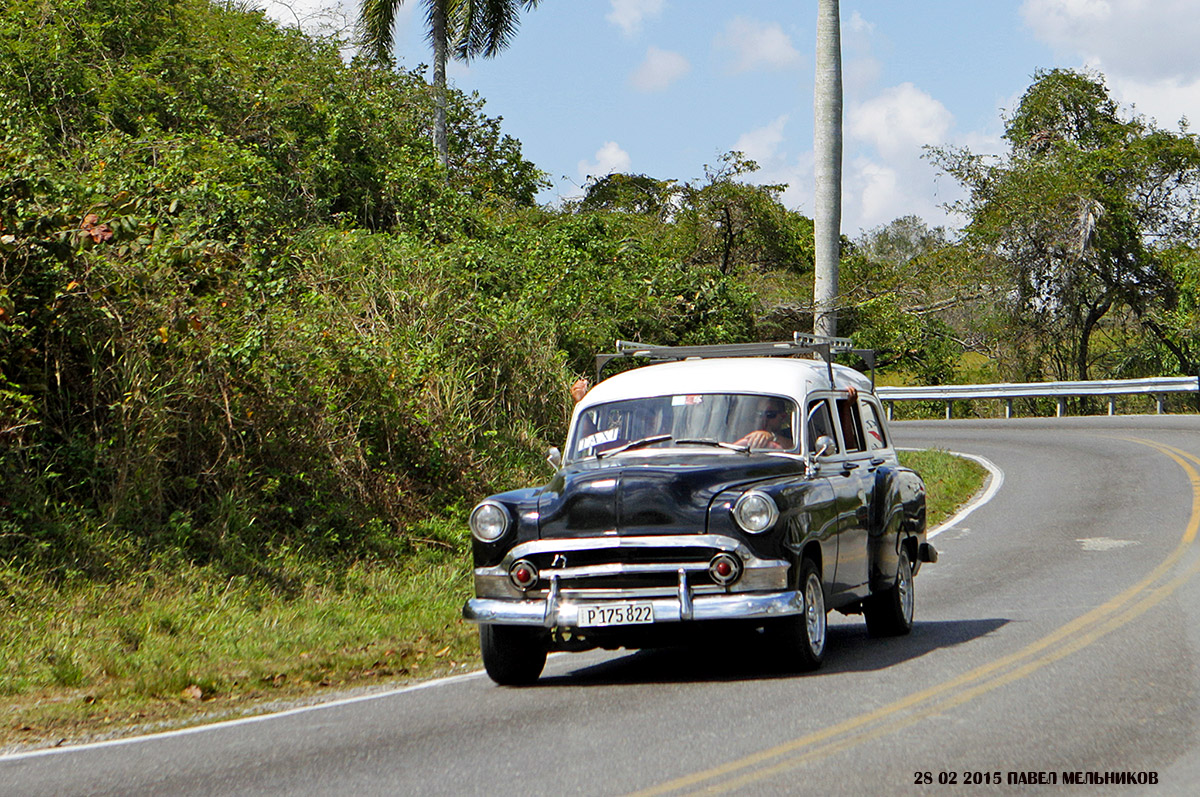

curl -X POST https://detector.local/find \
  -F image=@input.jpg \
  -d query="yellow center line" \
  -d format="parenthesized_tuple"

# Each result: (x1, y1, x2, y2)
(699, 553, 1200, 796)
(628, 435, 1200, 797)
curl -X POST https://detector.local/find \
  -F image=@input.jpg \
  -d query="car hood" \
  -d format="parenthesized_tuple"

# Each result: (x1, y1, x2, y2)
(537, 452, 802, 538)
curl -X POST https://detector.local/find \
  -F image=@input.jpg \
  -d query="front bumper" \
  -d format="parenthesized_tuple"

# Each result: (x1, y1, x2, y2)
(463, 573, 803, 628)
(465, 533, 801, 628)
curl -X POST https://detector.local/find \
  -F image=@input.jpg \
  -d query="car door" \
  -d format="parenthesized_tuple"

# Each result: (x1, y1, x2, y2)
(802, 396, 841, 594)
(857, 394, 902, 584)
(829, 392, 873, 597)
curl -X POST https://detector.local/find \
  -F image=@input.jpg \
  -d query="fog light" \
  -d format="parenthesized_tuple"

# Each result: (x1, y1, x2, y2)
(509, 559, 539, 590)
(709, 553, 742, 586)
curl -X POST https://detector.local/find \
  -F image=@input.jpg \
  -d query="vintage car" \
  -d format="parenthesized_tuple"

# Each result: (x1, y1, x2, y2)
(463, 337, 934, 684)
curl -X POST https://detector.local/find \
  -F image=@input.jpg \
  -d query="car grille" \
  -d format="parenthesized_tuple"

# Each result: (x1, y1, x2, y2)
(521, 545, 723, 598)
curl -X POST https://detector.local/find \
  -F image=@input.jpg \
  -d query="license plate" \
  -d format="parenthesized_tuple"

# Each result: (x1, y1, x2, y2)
(575, 602, 654, 627)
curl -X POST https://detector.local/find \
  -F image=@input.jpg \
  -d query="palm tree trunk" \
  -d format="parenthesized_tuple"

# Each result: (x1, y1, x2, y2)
(432, 0, 449, 168)
(813, 0, 843, 338)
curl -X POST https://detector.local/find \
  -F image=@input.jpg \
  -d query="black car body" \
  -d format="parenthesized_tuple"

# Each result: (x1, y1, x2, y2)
(464, 342, 933, 684)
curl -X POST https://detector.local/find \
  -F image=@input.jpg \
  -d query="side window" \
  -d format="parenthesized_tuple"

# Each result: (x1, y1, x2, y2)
(859, 400, 888, 451)
(836, 397, 864, 453)
(805, 399, 837, 454)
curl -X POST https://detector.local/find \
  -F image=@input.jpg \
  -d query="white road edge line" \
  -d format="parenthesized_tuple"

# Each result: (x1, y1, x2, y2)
(0, 670, 488, 762)
(902, 448, 1004, 539)
(2, 450, 1003, 763)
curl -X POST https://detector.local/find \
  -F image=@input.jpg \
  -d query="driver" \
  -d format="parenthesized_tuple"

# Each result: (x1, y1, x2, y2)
(734, 397, 793, 450)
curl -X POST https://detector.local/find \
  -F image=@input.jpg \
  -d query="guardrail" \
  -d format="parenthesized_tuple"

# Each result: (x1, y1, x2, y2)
(875, 376, 1200, 420)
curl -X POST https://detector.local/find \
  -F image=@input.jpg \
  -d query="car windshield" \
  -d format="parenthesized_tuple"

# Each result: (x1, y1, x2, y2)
(566, 393, 798, 462)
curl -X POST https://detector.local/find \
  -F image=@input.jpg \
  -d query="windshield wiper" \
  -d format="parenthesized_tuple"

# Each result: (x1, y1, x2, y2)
(675, 438, 751, 454)
(597, 434, 673, 459)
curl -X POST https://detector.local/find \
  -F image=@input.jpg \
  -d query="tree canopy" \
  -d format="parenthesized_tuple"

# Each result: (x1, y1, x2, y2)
(931, 68, 1200, 381)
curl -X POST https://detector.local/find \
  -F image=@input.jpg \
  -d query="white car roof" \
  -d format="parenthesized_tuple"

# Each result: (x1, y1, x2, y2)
(578, 357, 873, 412)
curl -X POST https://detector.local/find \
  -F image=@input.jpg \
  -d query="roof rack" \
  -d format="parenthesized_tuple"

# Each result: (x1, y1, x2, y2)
(594, 332, 877, 389)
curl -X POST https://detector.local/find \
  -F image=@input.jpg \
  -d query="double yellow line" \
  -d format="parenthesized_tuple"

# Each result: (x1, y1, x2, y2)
(630, 436, 1200, 796)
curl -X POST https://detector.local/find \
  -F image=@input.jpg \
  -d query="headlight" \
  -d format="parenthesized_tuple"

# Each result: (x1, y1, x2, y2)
(469, 500, 510, 542)
(733, 491, 779, 534)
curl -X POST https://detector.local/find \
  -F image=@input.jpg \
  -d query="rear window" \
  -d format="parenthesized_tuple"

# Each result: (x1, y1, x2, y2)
(860, 400, 888, 450)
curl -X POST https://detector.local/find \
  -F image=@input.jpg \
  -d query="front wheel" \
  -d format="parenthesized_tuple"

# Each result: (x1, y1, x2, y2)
(480, 624, 547, 685)
(767, 558, 826, 671)
(864, 545, 915, 637)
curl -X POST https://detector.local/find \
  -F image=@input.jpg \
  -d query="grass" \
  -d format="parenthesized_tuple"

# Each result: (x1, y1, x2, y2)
(0, 450, 986, 750)
(900, 449, 989, 527)
(0, 548, 478, 750)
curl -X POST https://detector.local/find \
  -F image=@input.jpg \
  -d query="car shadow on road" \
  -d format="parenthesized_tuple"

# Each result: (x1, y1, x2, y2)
(534, 618, 1010, 686)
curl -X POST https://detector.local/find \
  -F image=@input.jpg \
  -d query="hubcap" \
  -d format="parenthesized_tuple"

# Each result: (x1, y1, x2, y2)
(804, 572, 826, 654)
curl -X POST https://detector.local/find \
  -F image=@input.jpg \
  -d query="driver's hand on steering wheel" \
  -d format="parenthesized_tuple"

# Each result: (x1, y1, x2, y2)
(734, 430, 784, 449)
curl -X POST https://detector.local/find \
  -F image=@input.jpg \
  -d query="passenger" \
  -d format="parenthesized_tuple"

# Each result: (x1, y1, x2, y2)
(734, 397, 793, 450)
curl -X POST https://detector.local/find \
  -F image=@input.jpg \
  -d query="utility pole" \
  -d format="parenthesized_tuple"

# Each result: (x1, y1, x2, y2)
(813, 0, 843, 337)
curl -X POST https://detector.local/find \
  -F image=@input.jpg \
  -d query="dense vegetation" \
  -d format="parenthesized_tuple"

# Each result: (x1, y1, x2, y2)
(0, 0, 777, 582)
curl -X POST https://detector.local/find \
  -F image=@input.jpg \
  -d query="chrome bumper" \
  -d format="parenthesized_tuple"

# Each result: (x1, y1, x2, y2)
(463, 573, 804, 629)
(472, 533, 792, 600)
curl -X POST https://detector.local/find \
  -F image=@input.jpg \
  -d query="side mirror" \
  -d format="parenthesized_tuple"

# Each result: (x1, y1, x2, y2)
(814, 435, 835, 458)
(804, 435, 836, 478)
(546, 446, 562, 470)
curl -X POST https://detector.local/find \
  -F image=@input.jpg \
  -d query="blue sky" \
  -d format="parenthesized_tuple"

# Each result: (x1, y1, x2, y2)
(263, 0, 1200, 238)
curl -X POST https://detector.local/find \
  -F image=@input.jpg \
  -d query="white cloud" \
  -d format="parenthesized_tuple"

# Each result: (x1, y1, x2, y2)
(734, 116, 789, 165)
(835, 9, 883, 112)
(607, 0, 665, 37)
(848, 83, 954, 160)
(843, 154, 965, 234)
(845, 55, 883, 97)
(1105, 73, 1200, 128)
(846, 10, 875, 36)
(840, 84, 963, 230)
(744, 146, 963, 236)
(853, 160, 901, 226)
(724, 85, 962, 235)
(715, 17, 801, 73)
(1021, 0, 1200, 130)
(259, 0, 361, 50)
(578, 142, 632, 181)
(768, 152, 815, 214)
(1022, 0, 1200, 83)
(630, 47, 690, 92)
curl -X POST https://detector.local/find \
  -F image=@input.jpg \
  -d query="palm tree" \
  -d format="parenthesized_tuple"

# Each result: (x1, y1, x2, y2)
(813, 0, 843, 338)
(358, 0, 542, 168)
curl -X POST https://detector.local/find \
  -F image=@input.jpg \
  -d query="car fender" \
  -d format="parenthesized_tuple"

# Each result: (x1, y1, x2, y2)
(867, 466, 927, 593)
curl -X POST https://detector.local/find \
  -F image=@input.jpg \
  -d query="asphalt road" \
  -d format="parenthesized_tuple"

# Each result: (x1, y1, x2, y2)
(3, 415, 1199, 795)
